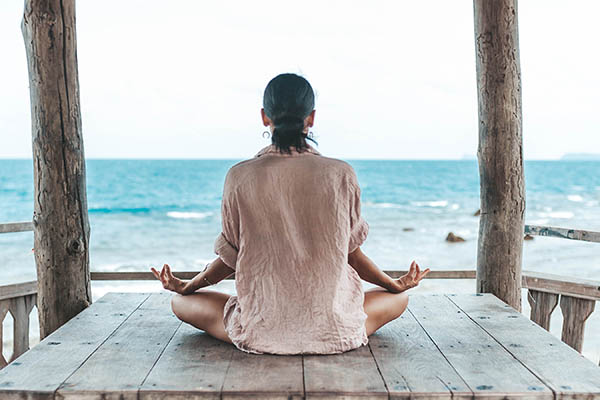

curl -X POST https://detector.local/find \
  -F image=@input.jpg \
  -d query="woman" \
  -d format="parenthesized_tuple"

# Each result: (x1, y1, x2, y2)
(151, 73, 430, 355)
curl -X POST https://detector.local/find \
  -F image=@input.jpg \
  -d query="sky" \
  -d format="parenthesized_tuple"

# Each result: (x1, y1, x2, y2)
(1, 1, 598, 160)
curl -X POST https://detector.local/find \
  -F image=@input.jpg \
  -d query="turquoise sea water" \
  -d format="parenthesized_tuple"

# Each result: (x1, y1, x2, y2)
(1, 158, 600, 362)
(1, 158, 599, 285)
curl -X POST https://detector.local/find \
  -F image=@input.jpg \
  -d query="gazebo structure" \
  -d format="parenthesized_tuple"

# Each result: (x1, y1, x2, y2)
(0, 0, 599, 398)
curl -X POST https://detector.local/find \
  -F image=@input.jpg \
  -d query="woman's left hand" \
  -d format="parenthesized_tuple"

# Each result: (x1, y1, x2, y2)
(150, 264, 188, 295)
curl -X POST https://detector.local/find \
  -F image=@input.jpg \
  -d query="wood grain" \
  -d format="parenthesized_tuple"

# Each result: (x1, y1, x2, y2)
(473, 0, 525, 310)
(0, 292, 149, 400)
(140, 323, 234, 400)
(409, 294, 551, 399)
(369, 311, 472, 399)
(449, 293, 600, 399)
(527, 290, 559, 331)
(22, 0, 92, 339)
(56, 292, 180, 400)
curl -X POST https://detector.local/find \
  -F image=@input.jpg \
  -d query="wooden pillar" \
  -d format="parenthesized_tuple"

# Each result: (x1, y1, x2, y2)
(21, 0, 91, 339)
(473, 0, 525, 310)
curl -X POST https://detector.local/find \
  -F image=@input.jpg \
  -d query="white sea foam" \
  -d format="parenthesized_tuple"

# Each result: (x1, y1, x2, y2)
(567, 195, 583, 202)
(412, 200, 448, 207)
(365, 202, 403, 209)
(539, 211, 574, 219)
(450, 203, 460, 210)
(167, 211, 213, 219)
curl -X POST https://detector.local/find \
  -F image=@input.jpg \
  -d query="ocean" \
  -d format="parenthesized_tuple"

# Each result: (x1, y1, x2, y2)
(1, 158, 599, 361)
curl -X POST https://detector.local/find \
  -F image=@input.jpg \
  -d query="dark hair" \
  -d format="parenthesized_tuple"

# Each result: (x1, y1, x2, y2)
(263, 73, 318, 154)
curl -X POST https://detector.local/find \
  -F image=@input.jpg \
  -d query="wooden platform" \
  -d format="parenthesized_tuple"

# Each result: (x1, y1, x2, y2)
(0, 293, 599, 399)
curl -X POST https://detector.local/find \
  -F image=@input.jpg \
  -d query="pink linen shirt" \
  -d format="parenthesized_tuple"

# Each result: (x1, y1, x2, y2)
(214, 142, 370, 354)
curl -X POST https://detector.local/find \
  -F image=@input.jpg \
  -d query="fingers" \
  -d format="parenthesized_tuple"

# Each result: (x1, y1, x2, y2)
(150, 267, 160, 280)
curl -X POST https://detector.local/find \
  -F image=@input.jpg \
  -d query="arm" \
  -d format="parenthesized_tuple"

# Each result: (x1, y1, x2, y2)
(181, 257, 235, 294)
(348, 247, 398, 292)
(348, 247, 431, 293)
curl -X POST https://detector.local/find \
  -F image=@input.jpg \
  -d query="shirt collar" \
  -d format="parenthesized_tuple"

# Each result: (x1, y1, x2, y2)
(255, 143, 321, 158)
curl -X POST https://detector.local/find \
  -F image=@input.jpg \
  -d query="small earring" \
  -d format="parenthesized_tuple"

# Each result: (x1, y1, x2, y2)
(308, 130, 314, 139)
(262, 130, 271, 138)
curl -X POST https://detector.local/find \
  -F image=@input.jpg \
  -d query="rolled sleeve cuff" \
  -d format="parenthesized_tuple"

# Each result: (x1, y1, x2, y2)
(214, 232, 238, 271)
(348, 218, 369, 254)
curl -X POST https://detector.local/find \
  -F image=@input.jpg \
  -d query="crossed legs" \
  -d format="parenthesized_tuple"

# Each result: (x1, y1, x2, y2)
(170, 287, 409, 346)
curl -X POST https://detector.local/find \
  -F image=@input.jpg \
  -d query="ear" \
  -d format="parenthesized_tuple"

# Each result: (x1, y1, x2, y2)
(261, 108, 272, 127)
(305, 109, 316, 127)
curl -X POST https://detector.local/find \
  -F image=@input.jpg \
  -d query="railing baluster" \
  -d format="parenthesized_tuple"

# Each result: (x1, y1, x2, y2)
(9, 294, 36, 362)
(0, 299, 9, 368)
(527, 289, 559, 331)
(559, 295, 596, 353)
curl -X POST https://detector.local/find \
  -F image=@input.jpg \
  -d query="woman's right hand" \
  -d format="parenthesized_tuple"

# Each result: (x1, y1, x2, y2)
(390, 260, 430, 293)
(150, 264, 189, 295)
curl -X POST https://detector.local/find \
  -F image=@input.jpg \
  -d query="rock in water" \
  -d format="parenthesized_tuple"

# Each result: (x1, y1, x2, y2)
(402, 227, 415, 232)
(473, 209, 481, 216)
(446, 232, 466, 243)
(524, 234, 534, 241)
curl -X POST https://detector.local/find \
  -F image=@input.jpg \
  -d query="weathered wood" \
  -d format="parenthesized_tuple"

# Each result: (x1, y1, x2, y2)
(409, 294, 551, 398)
(222, 351, 304, 400)
(369, 312, 472, 399)
(523, 271, 600, 301)
(0, 222, 33, 234)
(0, 281, 37, 301)
(140, 324, 234, 400)
(9, 294, 37, 362)
(56, 292, 180, 400)
(0, 302, 9, 368)
(304, 344, 388, 399)
(527, 289, 559, 331)
(525, 225, 600, 244)
(90, 269, 477, 281)
(0, 292, 149, 400)
(560, 295, 596, 353)
(473, 0, 525, 310)
(449, 293, 600, 399)
(22, 0, 91, 339)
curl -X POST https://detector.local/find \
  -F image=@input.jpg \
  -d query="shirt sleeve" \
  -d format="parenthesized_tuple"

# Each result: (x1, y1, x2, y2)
(348, 173, 369, 254)
(214, 171, 240, 271)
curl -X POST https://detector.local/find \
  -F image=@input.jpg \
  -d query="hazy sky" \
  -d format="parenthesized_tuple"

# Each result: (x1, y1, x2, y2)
(1, 1, 598, 159)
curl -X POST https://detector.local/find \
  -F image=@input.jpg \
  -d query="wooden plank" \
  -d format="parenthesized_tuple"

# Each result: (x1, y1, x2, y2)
(369, 311, 472, 399)
(0, 281, 37, 301)
(0, 292, 149, 400)
(0, 222, 33, 234)
(304, 344, 387, 399)
(140, 323, 234, 400)
(408, 294, 552, 399)
(221, 350, 303, 400)
(90, 270, 476, 281)
(525, 225, 600, 244)
(560, 295, 596, 353)
(527, 290, 559, 331)
(56, 292, 181, 399)
(449, 293, 600, 399)
(523, 271, 600, 301)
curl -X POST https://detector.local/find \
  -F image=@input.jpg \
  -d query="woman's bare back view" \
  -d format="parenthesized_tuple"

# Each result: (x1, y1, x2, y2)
(151, 73, 429, 354)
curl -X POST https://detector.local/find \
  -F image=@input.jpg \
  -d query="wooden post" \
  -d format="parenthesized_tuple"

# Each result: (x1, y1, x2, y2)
(21, 0, 91, 339)
(473, 0, 525, 310)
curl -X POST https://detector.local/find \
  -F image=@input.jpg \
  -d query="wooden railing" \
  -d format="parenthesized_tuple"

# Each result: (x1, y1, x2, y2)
(1, 221, 598, 367)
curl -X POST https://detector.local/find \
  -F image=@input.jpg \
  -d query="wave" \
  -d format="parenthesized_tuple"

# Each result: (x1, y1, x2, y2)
(89, 207, 152, 214)
(412, 200, 448, 207)
(167, 211, 213, 219)
(364, 202, 403, 209)
(567, 195, 583, 202)
(538, 211, 574, 219)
